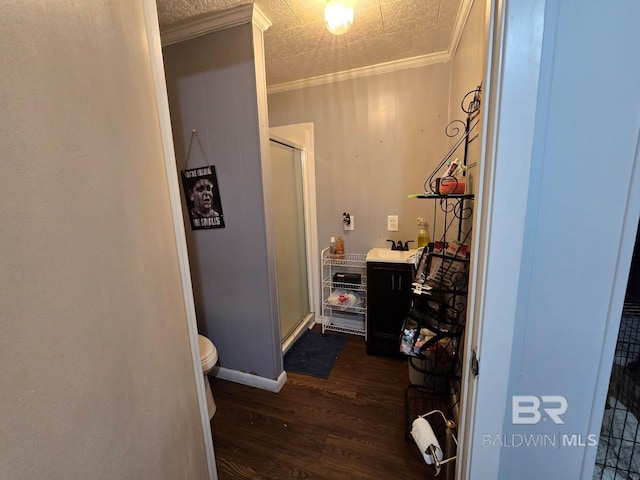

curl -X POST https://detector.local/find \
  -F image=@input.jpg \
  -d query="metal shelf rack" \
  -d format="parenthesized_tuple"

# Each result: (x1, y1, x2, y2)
(321, 247, 367, 336)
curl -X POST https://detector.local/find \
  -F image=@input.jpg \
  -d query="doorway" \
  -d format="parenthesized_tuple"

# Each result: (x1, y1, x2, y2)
(269, 139, 313, 346)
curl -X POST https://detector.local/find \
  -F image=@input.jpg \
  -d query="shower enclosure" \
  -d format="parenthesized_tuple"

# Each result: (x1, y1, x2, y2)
(269, 139, 311, 343)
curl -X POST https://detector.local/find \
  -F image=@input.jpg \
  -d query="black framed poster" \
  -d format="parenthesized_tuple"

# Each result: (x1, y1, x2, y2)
(181, 166, 225, 230)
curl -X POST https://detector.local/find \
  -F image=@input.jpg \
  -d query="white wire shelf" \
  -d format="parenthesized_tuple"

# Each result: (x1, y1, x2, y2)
(322, 299, 366, 315)
(322, 275, 367, 292)
(321, 247, 367, 337)
(321, 312, 366, 337)
(321, 250, 367, 268)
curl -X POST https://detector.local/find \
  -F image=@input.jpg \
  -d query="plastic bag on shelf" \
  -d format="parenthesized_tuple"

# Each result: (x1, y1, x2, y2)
(327, 290, 362, 310)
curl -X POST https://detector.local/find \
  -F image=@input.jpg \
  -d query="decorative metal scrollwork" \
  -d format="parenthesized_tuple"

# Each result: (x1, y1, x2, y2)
(424, 84, 482, 194)
(461, 85, 482, 116)
(445, 119, 467, 139)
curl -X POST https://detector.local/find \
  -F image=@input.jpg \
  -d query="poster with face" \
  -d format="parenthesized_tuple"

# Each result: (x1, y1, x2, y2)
(181, 166, 225, 230)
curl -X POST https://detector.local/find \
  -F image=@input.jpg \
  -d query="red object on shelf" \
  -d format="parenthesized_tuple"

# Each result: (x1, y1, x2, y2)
(438, 178, 465, 194)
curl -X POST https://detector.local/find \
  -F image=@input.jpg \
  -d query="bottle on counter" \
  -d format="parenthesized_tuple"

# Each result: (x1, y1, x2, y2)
(335, 235, 345, 258)
(417, 218, 431, 248)
(330, 236, 336, 256)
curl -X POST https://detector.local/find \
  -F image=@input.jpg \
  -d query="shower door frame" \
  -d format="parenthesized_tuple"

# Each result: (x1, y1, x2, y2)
(270, 123, 319, 354)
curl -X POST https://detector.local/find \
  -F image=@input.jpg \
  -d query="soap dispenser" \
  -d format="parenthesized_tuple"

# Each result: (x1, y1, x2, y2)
(417, 218, 431, 248)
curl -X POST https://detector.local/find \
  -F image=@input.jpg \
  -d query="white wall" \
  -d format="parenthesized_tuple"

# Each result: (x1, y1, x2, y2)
(448, 0, 488, 196)
(268, 64, 452, 255)
(444, 0, 488, 422)
(0, 2, 209, 479)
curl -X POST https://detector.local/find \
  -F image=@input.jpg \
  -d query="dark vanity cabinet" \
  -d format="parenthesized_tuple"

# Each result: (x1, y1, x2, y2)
(366, 262, 413, 356)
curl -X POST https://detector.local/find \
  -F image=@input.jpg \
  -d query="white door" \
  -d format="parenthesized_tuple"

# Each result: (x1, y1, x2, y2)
(456, 0, 545, 476)
(458, 0, 640, 478)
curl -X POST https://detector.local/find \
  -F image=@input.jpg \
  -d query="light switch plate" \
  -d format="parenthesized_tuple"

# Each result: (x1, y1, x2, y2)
(387, 215, 399, 231)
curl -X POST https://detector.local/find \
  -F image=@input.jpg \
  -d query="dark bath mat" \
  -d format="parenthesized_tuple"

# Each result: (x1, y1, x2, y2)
(284, 329, 348, 379)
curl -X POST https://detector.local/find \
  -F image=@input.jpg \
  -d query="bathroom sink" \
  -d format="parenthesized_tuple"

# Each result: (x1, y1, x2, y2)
(366, 247, 417, 264)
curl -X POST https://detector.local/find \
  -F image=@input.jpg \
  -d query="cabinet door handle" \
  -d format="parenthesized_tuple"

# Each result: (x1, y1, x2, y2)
(399, 275, 402, 290)
(391, 274, 395, 290)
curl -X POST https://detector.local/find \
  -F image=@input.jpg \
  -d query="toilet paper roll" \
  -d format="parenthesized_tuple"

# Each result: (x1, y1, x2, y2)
(411, 417, 443, 474)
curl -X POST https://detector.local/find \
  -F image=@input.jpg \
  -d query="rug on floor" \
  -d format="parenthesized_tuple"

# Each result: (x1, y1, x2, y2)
(284, 329, 348, 379)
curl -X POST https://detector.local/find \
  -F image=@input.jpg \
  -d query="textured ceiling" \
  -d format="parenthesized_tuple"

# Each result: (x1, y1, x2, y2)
(156, 0, 462, 86)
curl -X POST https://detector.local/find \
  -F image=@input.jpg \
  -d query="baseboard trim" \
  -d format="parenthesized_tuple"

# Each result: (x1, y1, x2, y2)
(213, 366, 288, 393)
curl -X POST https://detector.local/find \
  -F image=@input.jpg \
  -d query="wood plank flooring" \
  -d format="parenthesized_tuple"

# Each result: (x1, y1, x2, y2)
(210, 329, 449, 479)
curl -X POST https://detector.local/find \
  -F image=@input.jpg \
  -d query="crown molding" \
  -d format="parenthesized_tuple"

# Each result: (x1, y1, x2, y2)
(160, 1, 467, 95)
(252, 5, 271, 32)
(160, 4, 271, 46)
(267, 51, 451, 95)
(449, 0, 475, 58)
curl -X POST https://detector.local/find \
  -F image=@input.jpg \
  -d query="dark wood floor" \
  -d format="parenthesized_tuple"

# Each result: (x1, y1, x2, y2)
(210, 329, 449, 480)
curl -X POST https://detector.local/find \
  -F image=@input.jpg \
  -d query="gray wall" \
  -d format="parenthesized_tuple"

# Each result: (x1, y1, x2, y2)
(163, 24, 280, 380)
(0, 2, 209, 479)
(268, 64, 453, 255)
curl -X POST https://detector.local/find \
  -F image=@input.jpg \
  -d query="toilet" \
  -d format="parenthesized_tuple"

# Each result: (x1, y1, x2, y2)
(198, 335, 218, 419)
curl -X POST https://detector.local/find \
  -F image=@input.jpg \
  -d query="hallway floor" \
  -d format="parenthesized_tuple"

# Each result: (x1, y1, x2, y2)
(210, 328, 448, 479)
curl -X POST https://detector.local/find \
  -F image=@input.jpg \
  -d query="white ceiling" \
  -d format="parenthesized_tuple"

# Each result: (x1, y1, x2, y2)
(156, 0, 465, 87)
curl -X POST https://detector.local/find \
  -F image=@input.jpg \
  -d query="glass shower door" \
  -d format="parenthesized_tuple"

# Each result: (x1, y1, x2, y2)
(269, 140, 310, 341)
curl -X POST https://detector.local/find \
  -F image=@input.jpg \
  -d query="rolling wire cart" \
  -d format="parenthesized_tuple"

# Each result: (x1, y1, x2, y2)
(320, 247, 367, 337)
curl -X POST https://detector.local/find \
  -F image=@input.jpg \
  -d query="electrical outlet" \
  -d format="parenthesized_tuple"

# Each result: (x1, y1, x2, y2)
(344, 215, 354, 231)
(387, 215, 399, 231)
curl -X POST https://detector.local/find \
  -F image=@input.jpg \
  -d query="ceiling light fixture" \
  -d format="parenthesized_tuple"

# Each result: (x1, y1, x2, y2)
(324, 0, 354, 36)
